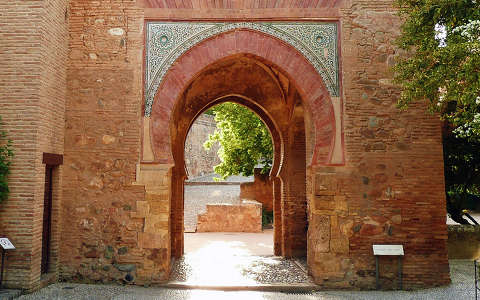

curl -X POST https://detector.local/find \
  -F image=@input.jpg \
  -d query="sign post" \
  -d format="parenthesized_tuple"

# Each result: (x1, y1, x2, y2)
(0, 238, 15, 288)
(372, 244, 404, 290)
(475, 260, 479, 300)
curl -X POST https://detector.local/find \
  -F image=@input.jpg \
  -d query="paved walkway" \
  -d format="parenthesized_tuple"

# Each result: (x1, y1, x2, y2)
(15, 260, 477, 299)
(171, 230, 310, 286)
(184, 231, 274, 256)
(447, 212, 480, 225)
(15, 231, 479, 299)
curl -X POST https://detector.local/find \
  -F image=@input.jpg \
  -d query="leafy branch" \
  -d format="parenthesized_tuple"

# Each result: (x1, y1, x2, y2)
(0, 117, 14, 203)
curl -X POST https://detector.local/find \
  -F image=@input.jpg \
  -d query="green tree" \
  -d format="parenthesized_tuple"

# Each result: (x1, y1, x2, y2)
(443, 134, 480, 224)
(204, 103, 273, 179)
(394, 0, 480, 223)
(0, 117, 14, 203)
(394, 0, 480, 140)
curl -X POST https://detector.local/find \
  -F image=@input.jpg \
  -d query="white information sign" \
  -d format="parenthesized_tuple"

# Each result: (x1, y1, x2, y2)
(0, 238, 15, 250)
(373, 244, 404, 256)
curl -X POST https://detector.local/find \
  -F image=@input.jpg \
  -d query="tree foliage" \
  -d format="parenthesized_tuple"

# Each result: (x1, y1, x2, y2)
(444, 135, 480, 223)
(394, 0, 480, 141)
(204, 103, 273, 179)
(394, 0, 480, 222)
(0, 117, 14, 203)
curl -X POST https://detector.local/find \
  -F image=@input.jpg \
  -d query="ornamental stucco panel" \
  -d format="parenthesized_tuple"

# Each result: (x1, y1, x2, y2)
(144, 22, 339, 116)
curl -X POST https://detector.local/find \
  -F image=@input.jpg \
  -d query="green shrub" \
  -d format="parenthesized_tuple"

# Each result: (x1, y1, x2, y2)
(262, 209, 273, 228)
(0, 117, 14, 203)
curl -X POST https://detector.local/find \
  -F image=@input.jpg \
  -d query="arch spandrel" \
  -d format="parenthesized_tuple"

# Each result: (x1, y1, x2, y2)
(144, 25, 344, 166)
(145, 22, 339, 116)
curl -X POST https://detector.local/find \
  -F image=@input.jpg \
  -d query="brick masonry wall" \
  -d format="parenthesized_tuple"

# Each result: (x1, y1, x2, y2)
(60, 0, 149, 284)
(306, 1, 450, 289)
(240, 169, 274, 212)
(184, 114, 220, 178)
(0, 0, 450, 290)
(0, 0, 68, 290)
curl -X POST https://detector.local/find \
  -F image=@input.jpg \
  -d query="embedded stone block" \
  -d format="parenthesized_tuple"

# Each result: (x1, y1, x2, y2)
(138, 232, 167, 249)
(149, 200, 169, 215)
(309, 214, 330, 253)
(135, 163, 172, 186)
(315, 174, 337, 195)
(334, 195, 348, 213)
(144, 214, 169, 232)
(131, 201, 149, 218)
(330, 216, 349, 254)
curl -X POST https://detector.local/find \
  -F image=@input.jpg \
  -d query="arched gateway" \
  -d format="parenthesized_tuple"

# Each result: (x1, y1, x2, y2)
(132, 20, 450, 289)
(136, 23, 345, 280)
(0, 0, 451, 291)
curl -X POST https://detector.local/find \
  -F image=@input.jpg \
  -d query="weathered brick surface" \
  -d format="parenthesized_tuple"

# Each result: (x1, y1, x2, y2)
(240, 169, 274, 212)
(0, 0, 68, 290)
(139, 0, 343, 9)
(197, 200, 262, 233)
(184, 114, 220, 178)
(0, 0, 451, 291)
(305, 2, 450, 289)
(60, 0, 152, 285)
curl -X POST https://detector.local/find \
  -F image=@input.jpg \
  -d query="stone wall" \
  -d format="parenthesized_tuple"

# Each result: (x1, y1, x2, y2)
(0, 0, 452, 291)
(0, 0, 68, 290)
(184, 183, 243, 232)
(60, 0, 156, 285)
(448, 225, 480, 259)
(306, 3, 450, 289)
(240, 168, 274, 212)
(197, 200, 262, 233)
(184, 114, 220, 178)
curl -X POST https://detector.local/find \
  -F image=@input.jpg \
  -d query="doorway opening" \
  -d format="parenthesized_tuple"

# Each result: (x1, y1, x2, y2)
(41, 164, 53, 275)
(165, 56, 313, 285)
(144, 28, 341, 285)
(176, 102, 278, 284)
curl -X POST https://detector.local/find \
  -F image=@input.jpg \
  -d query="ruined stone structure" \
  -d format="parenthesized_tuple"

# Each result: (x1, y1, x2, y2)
(184, 114, 220, 178)
(240, 168, 274, 212)
(197, 200, 263, 233)
(0, 0, 451, 291)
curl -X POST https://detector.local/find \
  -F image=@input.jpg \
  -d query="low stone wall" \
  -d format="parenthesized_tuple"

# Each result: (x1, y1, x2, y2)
(240, 168, 273, 212)
(448, 225, 480, 259)
(197, 200, 262, 233)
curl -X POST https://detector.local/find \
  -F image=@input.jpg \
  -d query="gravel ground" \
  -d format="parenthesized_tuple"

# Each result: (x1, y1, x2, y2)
(15, 260, 478, 299)
(170, 255, 311, 285)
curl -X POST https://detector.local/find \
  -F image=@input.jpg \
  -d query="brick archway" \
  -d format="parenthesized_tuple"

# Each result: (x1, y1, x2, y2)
(138, 28, 345, 282)
(174, 94, 286, 256)
(163, 55, 309, 259)
(147, 28, 344, 167)
(178, 94, 284, 179)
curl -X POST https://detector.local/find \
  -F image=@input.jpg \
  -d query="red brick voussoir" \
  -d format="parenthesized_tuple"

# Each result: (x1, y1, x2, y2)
(150, 28, 339, 166)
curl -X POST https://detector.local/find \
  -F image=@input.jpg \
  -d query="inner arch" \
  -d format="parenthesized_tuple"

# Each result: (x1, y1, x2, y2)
(166, 56, 310, 259)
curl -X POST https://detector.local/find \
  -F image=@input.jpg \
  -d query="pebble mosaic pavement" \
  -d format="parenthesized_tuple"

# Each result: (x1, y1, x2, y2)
(16, 260, 477, 300)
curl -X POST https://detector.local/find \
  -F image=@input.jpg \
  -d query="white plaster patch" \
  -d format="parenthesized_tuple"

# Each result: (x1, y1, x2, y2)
(108, 28, 125, 36)
(330, 97, 344, 165)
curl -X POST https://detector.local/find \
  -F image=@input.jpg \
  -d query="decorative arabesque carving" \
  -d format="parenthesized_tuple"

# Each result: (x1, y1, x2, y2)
(144, 22, 339, 116)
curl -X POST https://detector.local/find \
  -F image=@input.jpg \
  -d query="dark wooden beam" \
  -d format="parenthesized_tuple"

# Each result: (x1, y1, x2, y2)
(42, 153, 63, 166)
